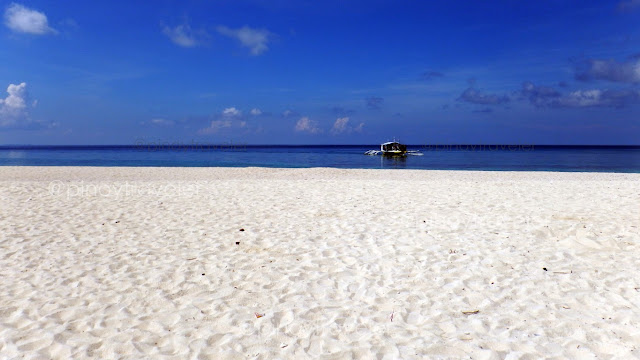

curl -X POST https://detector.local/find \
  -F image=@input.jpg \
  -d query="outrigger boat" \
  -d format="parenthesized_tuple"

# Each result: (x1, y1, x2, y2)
(365, 141, 423, 156)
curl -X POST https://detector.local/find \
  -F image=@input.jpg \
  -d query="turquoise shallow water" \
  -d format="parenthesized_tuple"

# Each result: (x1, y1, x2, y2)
(0, 145, 639, 172)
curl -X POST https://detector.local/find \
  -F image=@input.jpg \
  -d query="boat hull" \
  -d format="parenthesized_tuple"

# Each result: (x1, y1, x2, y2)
(381, 151, 407, 157)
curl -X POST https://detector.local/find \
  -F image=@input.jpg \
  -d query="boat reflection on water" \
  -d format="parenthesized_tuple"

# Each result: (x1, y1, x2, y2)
(379, 154, 408, 169)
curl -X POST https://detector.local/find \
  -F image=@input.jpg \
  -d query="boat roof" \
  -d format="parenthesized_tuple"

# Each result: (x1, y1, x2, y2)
(381, 141, 402, 145)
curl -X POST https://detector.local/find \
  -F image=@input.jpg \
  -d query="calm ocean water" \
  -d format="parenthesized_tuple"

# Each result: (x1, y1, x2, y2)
(0, 145, 639, 172)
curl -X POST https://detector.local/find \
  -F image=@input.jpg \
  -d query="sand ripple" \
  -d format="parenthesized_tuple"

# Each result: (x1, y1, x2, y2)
(1, 168, 639, 359)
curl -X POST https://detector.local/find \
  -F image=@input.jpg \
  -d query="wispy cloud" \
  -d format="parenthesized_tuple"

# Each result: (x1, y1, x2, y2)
(282, 109, 298, 118)
(331, 106, 355, 116)
(294, 116, 321, 134)
(574, 56, 640, 83)
(520, 82, 640, 108)
(250, 108, 262, 116)
(331, 117, 364, 135)
(217, 25, 272, 55)
(520, 81, 561, 107)
(4, 3, 56, 35)
(149, 118, 174, 126)
(555, 89, 640, 108)
(618, 0, 640, 12)
(420, 71, 444, 81)
(222, 107, 242, 117)
(0, 82, 32, 127)
(458, 87, 509, 105)
(198, 120, 232, 134)
(193, 108, 251, 134)
(365, 96, 384, 110)
(162, 23, 205, 47)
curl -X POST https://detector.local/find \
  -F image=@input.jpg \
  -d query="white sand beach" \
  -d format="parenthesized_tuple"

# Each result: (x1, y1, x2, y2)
(1, 167, 639, 359)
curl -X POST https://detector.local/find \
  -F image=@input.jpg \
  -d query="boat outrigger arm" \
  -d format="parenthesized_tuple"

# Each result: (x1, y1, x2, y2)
(365, 141, 423, 156)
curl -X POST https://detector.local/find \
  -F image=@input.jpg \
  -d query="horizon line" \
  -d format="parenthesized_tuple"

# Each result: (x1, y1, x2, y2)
(1, 144, 640, 147)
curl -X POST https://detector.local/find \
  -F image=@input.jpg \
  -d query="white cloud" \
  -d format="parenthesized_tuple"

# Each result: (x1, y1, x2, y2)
(282, 109, 297, 117)
(331, 117, 364, 135)
(0, 82, 32, 127)
(163, 24, 201, 47)
(222, 107, 241, 117)
(294, 116, 321, 134)
(332, 117, 349, 134)
(198, 120, 232, 134)
(149, 118, 174, 126)
(217, 25, 271, 55)
(250, 108, 262, 116)
(196, 107, 249, 134)
(4, 3, 56, 35)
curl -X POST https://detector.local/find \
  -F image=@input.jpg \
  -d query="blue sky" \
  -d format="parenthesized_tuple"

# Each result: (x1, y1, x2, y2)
(1, 0, 639, 145)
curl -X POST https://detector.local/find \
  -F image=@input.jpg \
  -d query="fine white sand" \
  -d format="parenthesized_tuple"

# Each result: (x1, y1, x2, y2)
(0, 167, 639, 359)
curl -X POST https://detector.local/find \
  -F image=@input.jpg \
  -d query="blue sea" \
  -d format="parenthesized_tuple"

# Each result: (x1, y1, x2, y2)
(0, 144, 639, 172)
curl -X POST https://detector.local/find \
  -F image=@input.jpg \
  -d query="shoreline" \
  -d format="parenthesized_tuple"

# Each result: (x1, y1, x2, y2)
(1, 166, 639, 181)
